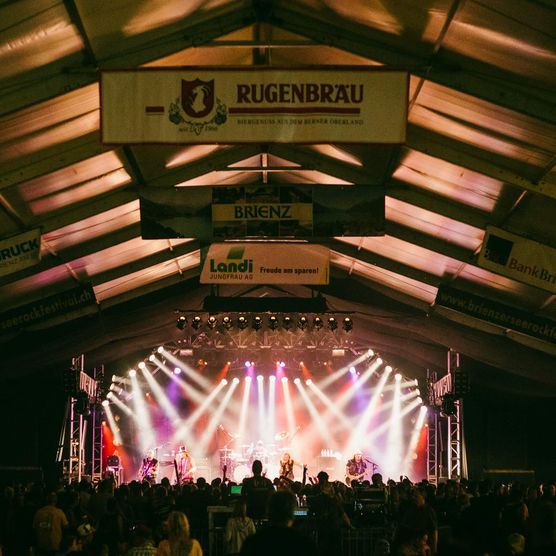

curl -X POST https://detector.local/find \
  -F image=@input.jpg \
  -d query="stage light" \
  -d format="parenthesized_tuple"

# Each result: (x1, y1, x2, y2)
(191, 315, 202, 329)
(222, 316, 233, 330)
(245, 361, 252, 368)
(109, 383, 116, 391)
(281, 376, 288, 383)
(102, 400, 109, 407)
(128, 369, 136, 377)
(283, 316, 292, 330)
(349, 367, 357, 375)
(221, 379, 228, 385)
(386, 365, 393, 373)
(367, 349, 374, 357)
(313, 316, 323, 330)
(173, 367, 181, 375)
(252, 316, 262, 330)
(257, 375, 264, 381)
(343, 317, 353, 331)
(148, 354, 155, 362)
(269, 315, 279, 330)
(245, 375, 252, 382)
(207, 316, 217, 329)
(306, 379, 313, 385)
(138, 361, 147, 369)
(327, 317, 337, 330)
(278, 361, 286, 368)
(294, 378, 301, 385)
(395, 373, 402, 381)
(417, 397, 423, 404)
(106, 392, 114, 399)
(233, 377, 240, 384)
(176, 316, 187, 330)
(112, 374, 118, 382)
(298, 315, 308, 330)
(269, 375, 276, 382)
(238, 315, 248, 330)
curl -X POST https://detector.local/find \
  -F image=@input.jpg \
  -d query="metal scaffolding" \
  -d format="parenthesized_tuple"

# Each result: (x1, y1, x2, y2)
(56, 355, 99, 484)
(426, 350, 468, 483)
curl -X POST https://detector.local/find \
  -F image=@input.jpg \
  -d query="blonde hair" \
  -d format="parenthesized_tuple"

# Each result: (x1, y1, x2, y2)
(166, 511, 193, 556)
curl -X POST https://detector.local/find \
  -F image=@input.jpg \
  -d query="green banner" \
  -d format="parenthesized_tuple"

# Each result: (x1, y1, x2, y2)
(435, 286, 556, 344)
(0, 284, 97, 333)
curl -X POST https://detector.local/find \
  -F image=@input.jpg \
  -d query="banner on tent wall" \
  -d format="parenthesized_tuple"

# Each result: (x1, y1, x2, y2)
(200, 243, 329, 285)
(101, 68, 408, 144)
(435, 286, 556, 344)
(0, 284, 97, 333)
(0, 229, 41, 277)
(478, 226, 556, 294)
(140, 184, 384, 241)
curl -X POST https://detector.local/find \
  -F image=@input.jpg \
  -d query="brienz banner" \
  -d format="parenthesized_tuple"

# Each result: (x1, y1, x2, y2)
(140, 184, 385, 241)
(478, 226, 556, 294)
(200, 243, 329, 285)
(435, 286, 556, 345)
(0, 284, 97, 333)
(0, 229, 41, 277)
(101, 68, 408, 144)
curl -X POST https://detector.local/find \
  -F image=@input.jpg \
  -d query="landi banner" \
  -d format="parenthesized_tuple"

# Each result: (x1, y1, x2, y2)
(101, 67, 408, 144)
(0, 228, 41, 277)
(139, 184, 385, 241)
(478, 226, 556, 294)
(200, 243, 329, 285)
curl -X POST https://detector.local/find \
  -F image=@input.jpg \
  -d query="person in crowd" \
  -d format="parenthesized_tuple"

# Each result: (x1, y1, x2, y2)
(309, 471, 354, 556)
(125, 524, 157, 556)
(241, 460, 275, 520)
(240, 490, 317, 556)
(33, 492, 69, 556)
(138, 451, 159, 485)
(175, 447, 196, 484)
(224, 498, 255, 555)
(156, 511, 202, 556)
(345, 450, 367, 485)
(394, 487, 437, 556)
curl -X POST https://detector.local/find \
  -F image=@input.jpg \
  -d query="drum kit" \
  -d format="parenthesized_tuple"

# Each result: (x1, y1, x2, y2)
(219, 441, 280, 482)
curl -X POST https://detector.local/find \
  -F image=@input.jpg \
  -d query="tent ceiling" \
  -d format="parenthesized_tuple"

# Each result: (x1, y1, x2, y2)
(1, 0, 555, 394)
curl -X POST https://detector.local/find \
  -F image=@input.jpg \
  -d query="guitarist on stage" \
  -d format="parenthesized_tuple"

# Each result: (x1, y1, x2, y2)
(345, 449, 367, 486)
(175, 445, 196, 484)
(137, 449, 159, 484)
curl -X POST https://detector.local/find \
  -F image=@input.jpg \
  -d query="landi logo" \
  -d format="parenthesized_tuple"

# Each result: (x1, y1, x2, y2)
(168, 77, 228, 135)
(209, 246, 253, 274)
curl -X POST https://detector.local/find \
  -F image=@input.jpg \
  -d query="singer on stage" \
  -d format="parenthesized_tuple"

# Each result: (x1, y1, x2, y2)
(138, 449, 159, 484)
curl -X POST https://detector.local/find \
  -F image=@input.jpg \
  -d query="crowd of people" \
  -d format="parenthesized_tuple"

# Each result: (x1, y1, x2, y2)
(1, 462, 556, 556)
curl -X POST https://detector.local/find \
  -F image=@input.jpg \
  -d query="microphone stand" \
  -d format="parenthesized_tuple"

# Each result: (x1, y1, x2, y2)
(363, 457, 378, 472)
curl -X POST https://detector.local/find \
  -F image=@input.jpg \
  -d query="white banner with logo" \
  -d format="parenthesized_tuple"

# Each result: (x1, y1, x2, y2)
(0, 229, 41, 277)
(200, 243, 329, 284)
(101, 68, 408, 144)
(478, 226, 556, 293)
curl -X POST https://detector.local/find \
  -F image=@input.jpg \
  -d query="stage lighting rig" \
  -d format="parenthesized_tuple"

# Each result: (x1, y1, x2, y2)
(313, 316, 323, 330)
(283, 315, 293, 330)
(298, 315, 308, 330)
(343, 317, 353, 332)
(207, 315, 217, 329)
(269, 315, 279, 330)
(176, 316, 187, 330)
(191, 315, 202, 330)
(328, 317, 338, 331)
(222, 316, 233, 330)
(252, 315, 262, 330)
(237, 315, 248, 330)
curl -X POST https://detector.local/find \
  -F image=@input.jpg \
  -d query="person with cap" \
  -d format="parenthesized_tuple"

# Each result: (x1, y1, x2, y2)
(175, 446, 196, 484)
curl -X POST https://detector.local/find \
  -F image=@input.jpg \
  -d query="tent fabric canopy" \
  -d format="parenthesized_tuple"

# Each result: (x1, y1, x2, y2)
(0, 0, 555, 394)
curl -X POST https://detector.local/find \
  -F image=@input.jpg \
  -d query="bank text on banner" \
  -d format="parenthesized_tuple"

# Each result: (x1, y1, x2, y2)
(0, 229, 41, 277)
(200, 243, 329, 285)
(435, 286, 556, 345)
(101, 68, 408, 144)
(478, 226, 556, 294)
(140, 184, 385, 241)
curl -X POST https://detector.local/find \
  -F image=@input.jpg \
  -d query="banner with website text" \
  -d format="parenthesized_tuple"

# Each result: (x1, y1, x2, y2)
(101, 68, 408, 144)
(0, 229, 41, 277)
(200, 243, 329, 285)
(0, 284, 97, 333)
(478, 226, 556, 294)
(140, 184, 384, 241)
(435, 286, 556, 344)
